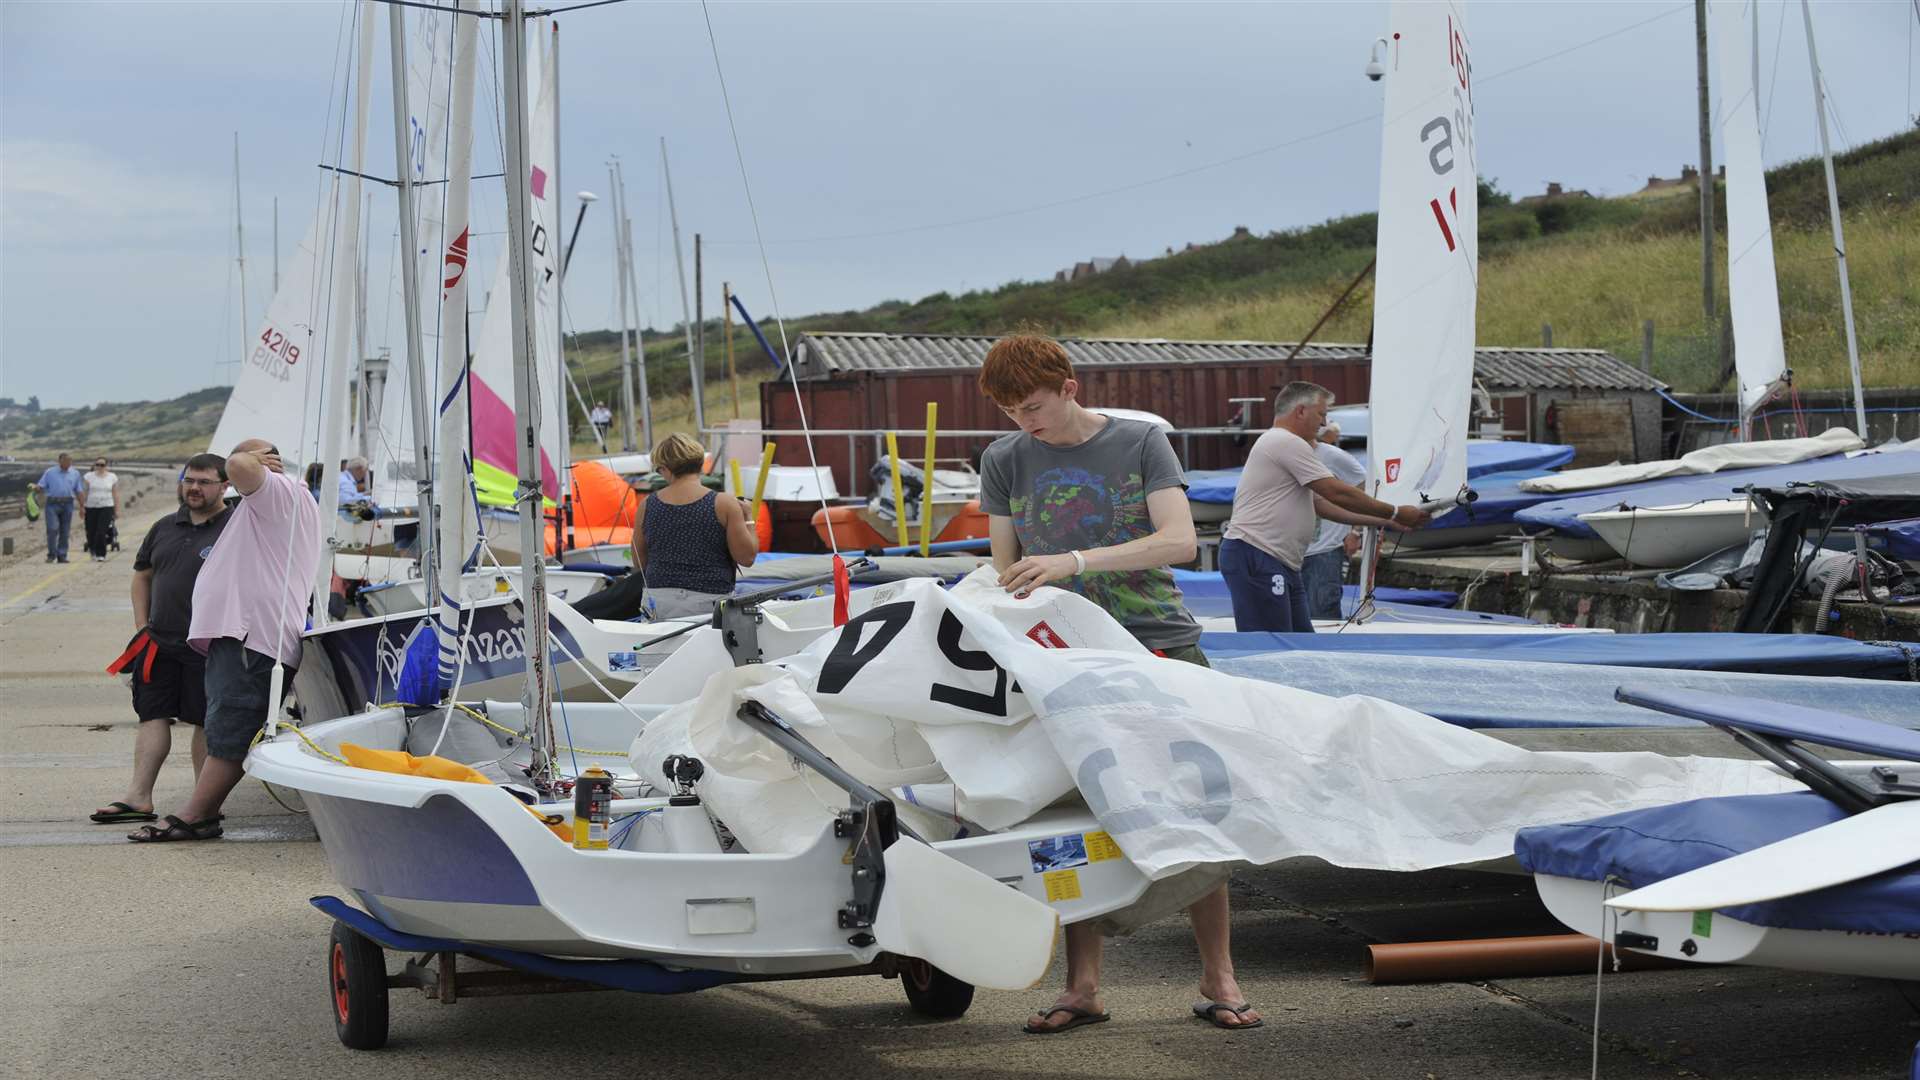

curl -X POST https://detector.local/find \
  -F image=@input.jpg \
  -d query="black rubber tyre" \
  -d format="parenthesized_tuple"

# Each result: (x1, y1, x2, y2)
(328, 923, 390, 1050)
(900, 959, 974, 1019)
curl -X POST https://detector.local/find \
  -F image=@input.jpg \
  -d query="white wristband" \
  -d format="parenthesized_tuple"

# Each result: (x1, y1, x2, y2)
(1070, 550, 1087, 575)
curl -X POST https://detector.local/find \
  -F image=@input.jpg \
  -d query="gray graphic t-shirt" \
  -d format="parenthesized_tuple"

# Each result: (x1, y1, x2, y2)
(979, 417, 1200, 650)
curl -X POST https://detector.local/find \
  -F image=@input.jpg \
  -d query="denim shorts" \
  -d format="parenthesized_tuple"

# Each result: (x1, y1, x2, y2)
(1219, 538, 1314, 633)
(203, 637, 282, 761)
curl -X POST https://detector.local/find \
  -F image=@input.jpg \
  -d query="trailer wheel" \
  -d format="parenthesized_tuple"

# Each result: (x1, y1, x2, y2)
(900, 959, 974, 1019)
(328, 923, 390, 1050)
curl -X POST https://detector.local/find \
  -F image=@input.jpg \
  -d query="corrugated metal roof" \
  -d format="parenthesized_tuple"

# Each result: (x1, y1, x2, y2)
(789, 332, 1666, 391)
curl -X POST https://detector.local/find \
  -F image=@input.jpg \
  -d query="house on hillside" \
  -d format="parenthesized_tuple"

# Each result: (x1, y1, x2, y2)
(1053, 255, 1132, 283)
(1518, 181, 1594, 205)
(1636, 163, 1725, 196)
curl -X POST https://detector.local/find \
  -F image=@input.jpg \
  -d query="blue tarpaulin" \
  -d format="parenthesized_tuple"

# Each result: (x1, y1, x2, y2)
(1173, 569, 1456, 612)
(1514, 793, 1920, 934)
(1185, 441, 1576, 504)
(1514, 450, 1920, 540)
(1865, 516, 1920, 561)
(1198, 630, 1919, 680)
(1207, 651, 1920, 729)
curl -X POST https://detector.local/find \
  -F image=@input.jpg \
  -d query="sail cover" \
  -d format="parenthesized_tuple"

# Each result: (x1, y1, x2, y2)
(1712, 0, 1789, 417)
(635, 574, 1798, 879)
(467, 23, 564, 508)
(1366, 0, 1478, 506)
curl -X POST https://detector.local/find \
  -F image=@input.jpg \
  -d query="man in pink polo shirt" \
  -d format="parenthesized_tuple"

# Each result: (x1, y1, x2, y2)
(129, 438, 321, 842)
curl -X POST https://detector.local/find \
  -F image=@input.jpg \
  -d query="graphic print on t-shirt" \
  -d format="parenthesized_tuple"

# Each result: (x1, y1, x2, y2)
(1008, 466, 1181, 632)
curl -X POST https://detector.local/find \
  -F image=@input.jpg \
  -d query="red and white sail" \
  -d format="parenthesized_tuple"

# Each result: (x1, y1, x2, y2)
(1366, 0, 1478, 506)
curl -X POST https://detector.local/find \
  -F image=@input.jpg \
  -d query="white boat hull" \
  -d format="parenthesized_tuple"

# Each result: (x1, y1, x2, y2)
(1578, 499, 1760, 568)
(1534, 873, 1919, 981)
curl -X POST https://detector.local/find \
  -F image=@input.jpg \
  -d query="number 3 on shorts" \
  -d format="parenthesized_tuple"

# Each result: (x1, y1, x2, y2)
(1269, 574, 1286, 597)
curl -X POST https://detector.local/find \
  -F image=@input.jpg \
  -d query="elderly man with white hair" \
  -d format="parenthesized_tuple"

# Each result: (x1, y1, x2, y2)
(1299, 422, 1368, 620)
(336, 456, 375, 510)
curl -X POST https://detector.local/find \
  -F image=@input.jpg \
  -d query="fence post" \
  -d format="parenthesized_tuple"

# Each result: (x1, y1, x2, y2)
(1641, 319, 1654, 374)
(1541, 323, 1553, 348)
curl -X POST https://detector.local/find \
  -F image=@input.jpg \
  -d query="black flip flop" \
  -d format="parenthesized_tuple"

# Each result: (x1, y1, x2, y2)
(127, 814, 224, 843)
(90, 801, 158, 824)
(1023, 1005, 1111, 1035)
(1192, 1001, 1264, 1030)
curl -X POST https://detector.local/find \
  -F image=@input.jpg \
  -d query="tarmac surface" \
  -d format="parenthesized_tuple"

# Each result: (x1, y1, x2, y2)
(1, 489, 1916, 1080)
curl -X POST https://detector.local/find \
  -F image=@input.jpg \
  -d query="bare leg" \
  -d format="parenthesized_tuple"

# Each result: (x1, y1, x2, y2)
(1023, 922, 1107, 1032)
(115, 719, 175, 813)
(176, 757, 246, 824)
(1188, 883, 1260, 1026)
(189, 727, 208, 781)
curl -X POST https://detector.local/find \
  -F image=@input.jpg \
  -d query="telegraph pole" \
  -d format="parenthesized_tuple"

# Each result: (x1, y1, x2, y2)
(1694, 0, 1716, 327)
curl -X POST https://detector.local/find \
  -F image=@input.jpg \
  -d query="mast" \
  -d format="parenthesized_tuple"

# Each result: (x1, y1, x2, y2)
(389, 0, 440, 636)
(233, 133, 248, 372)
(662, 138, 703, 437)
(272, 196, 279, 292)
(550, 20, 572, 526)
(499, 0, 557, 781)
(617, 157, 652, 448)
(434, 0, 478, 682)
(1799, 0, 1869, 437)
(611, 160, 637, 451)
(312, 3, 376, 627)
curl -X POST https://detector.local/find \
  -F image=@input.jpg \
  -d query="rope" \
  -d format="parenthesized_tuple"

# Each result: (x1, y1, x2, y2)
(698, 0, 838, 553)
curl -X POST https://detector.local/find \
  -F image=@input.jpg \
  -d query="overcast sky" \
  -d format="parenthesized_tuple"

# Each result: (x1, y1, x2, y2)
(3, 0, 1914, 408)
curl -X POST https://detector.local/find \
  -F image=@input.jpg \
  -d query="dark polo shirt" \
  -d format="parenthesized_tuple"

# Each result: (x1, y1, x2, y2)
(134, 506, 232, 648)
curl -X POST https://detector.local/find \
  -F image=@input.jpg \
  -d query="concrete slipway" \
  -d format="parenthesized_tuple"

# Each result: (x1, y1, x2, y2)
(0, 488, 1912, 1080)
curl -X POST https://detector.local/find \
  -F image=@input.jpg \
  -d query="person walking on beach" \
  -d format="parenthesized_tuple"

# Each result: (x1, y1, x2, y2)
(1221, 382, 1431, 632)
(128, 439, 320, 843)
(30, 452, 83, 563)
(90, 454, 232, 827)
(631, 432, 757, 620)
(80, 456, 120, 562)
(1298, 423, 1366, 620)
(976, 332, 1261, 1034)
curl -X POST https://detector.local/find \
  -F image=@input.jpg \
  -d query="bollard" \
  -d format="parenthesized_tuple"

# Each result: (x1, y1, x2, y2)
(2, 537, 12, 556)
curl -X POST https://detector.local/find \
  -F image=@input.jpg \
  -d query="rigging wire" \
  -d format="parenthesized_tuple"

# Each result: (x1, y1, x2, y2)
(706, 2, 1694, 247)
(699, 0, 840, 551)
(1760, 0, 1788, 154)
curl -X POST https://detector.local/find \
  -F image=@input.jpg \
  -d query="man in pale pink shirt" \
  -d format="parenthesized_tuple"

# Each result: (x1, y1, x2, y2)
(129, 438, 321, 842)
(1220, 382, 1430, 631)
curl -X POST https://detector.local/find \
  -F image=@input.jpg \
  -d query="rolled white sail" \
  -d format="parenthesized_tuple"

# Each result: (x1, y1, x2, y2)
(369, 6, 459, 508)
(1712, 0, 1789, 421)
(435, 0, 480, 678)
(1366, 0, 1478, 506)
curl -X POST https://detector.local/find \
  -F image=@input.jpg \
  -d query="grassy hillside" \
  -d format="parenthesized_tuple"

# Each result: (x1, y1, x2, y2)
(0, 387, 227, 462)
(18, 127, 1916, 460)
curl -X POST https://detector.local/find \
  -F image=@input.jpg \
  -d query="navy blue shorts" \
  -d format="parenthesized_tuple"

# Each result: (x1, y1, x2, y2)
(203, 638, 283, 762)
(1219, 538, 1315, 633)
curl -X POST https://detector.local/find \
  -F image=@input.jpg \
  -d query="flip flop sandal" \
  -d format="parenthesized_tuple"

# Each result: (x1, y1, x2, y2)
(1192, 1001, 1264, 1030)
(90, 802, 158, 824)
(1022, 1005, 1111, 1035)
(127, 814, 224, 843)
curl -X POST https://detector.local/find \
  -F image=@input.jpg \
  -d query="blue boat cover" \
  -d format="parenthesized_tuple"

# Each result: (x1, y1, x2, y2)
(1207, 652, 1920, 729)
(1173, 569, 1456, 612)
(1514, 449, 1920, 540)
(1197, 631, 1920, 680)
(1513, 793, 1920, 934)
(1865, 516, 1920, 560)
(1615, 685, 1920, 760)
(312, 896, 743, 993)
(1185, 442, 1576, 504)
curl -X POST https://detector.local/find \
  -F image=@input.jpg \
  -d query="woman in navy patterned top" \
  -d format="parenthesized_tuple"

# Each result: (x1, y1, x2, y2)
(632, 432, 759, 620)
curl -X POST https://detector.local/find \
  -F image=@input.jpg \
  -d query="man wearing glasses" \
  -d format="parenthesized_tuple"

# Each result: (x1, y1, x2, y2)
(90, 454, 232, 827)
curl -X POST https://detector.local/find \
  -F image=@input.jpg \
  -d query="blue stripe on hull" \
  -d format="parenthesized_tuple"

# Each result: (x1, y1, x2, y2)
(306, 792, 540, 906)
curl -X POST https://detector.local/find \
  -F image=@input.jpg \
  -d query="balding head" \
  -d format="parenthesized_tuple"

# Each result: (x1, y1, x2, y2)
(231, 438, 275, 456)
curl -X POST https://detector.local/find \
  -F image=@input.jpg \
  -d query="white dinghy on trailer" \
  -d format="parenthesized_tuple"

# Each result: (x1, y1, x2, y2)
(1518, 686, 1920, 982)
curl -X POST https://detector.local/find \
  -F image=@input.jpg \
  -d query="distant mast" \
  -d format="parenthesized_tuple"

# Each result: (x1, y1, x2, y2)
(1798, 0, 1869, 438)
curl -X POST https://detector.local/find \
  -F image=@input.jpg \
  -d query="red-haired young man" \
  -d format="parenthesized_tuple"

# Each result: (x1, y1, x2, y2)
(977, 333, 1260, 1033)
